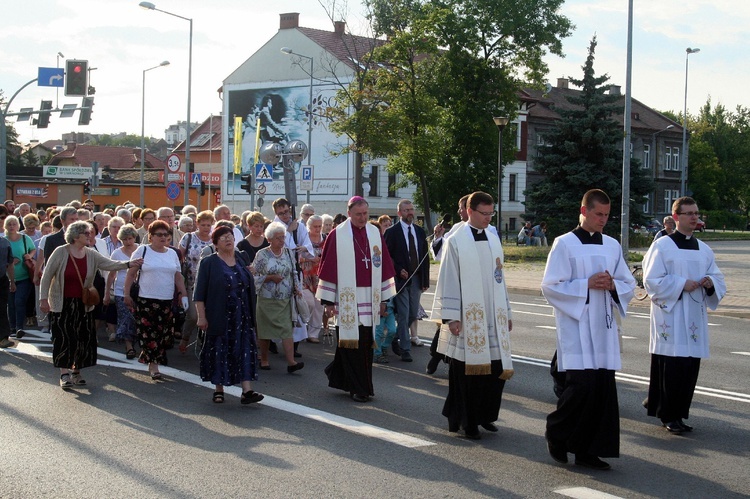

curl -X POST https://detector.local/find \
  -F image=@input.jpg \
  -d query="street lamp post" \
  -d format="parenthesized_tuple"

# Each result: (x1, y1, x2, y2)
(281, 47, 313, 204)
(493, 116, 509, 237)
(140, 61, 170, 207)
(681, 47, 700, 196)
(139, 1, 192, 207)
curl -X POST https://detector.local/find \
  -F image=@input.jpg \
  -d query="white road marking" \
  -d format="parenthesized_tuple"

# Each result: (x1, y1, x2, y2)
(6, 331, 435, 449)
(556, 487, 624, 499)
(536, 325, 557, 330)
(621, 335, 638, 340)
(731, 351, 750, 356)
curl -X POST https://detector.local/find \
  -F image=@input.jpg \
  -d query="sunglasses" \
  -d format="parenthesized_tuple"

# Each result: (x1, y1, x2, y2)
(152, 232, 170, 237)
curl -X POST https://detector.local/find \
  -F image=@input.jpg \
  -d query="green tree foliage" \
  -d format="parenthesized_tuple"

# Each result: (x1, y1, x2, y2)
(331, 0, 572, 226)
(524, 37, 652, 239)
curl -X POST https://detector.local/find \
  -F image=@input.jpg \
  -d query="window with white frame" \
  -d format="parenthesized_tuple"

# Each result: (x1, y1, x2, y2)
(508, 173, 517, 202)
(664, 189, 680, 213)
(672, 147, 680, 172)
(643, 144, 650, 169)
(665, 147, 672, 170)
(643, 193, 650, 213)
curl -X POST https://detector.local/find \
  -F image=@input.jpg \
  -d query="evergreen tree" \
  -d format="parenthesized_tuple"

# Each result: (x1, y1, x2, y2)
(525, 37, 652, 239)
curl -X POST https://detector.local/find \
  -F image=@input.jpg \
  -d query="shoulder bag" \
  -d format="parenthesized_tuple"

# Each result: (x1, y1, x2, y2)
(22, 236, 35, 272)
(287, 248, 310, 324)
(69, 250, 100, 307)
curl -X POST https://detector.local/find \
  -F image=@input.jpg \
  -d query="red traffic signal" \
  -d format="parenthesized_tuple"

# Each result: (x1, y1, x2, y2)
(65, 59, 89, 96)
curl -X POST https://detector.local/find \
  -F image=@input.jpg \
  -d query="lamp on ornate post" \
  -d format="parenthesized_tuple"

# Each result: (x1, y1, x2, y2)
(281, 47, 314, 204)
(493, 116, 510, 237)
(139, 1, 192, 206)
(140, 61, 170, 207)
(681, 47, 700, 196)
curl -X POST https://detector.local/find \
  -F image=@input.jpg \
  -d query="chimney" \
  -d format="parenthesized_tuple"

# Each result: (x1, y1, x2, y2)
(334, 21, 346, 35)
(65, 140, 76, 151)
(279, 12, 300, 30)
(609, 85, 621, 95)
(557, 78, 569, 89)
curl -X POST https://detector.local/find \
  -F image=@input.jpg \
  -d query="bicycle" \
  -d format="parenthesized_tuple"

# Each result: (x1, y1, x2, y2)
(631, 263, 648, 300)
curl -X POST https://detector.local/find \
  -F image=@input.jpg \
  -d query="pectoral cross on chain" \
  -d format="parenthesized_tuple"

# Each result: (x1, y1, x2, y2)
(361, 255, 370, 269)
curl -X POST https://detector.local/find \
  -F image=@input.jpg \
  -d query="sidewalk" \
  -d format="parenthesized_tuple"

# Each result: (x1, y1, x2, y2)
(428, 247, 750, 319)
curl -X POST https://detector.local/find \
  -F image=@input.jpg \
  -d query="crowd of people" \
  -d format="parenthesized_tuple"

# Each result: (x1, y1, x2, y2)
(0, 190, 725, 471)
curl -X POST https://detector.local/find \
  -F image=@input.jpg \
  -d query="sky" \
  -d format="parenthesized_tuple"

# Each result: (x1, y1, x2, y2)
(3, 0, 748, 146)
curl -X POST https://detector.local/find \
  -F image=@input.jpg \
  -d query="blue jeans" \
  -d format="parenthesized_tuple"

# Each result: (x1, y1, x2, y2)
(394, 277, 421, 353)
(374, 302, 397, 356)
(9, 278, 32, 332)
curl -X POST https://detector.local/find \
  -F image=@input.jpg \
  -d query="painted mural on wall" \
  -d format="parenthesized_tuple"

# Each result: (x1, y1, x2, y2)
(226, 85, 351, 197)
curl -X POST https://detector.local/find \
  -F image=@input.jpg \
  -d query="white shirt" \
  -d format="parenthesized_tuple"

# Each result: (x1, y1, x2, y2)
(130, 246, 180, 300)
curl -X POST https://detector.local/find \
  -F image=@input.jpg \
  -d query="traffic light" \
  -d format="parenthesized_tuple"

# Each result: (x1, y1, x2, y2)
(83, 181, 91, 195)
(199, 180, 206, 196)
(65, 60, 89, 96)
(79, 97, 94, 125)
(240, 174, 252, 194)
(36, 100, 53, 128)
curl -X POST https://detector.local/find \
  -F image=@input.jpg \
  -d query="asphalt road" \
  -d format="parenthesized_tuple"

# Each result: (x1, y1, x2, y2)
(0, 292, 747, 498)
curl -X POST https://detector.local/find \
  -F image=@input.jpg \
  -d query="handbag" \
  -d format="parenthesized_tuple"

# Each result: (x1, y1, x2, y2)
(287, 248, 311, 325)
(69, 250, 100, 307)
(22, 236, 35, 272)
(129, 245, 147, 301)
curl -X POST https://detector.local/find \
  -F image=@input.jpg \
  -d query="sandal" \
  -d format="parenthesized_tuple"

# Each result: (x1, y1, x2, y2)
(241, 391, 264, 404)
(150, 372, 162, 381)
(125, 349, 137, 360)
(212, 391, 225, 404)
(70, 372, 86, 386)
(60, 373, 73, 390)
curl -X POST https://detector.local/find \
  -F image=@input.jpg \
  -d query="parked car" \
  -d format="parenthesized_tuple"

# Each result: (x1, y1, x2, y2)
(696, 218, 705, 232)
(645, 219, 663, 235)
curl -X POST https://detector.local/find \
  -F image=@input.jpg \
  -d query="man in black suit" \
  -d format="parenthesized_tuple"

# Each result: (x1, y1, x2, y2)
(384, 199, 430, 362)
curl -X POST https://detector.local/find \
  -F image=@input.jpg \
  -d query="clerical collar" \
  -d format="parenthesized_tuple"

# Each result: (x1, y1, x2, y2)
(572, 226, 603, 245)
(668, 230, 699, 250)
(468, 224, 488, 241)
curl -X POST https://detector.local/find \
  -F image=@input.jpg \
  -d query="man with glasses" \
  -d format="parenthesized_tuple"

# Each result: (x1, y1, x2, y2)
(431, 194, 498, 262)
(213, 205, 244, 246)
(271, 198, 314, 257)
(643, 197, 725, 434)
(542, 189, 635, 470)
(157, 207, 184, 244)
(431, 191, 514, 439)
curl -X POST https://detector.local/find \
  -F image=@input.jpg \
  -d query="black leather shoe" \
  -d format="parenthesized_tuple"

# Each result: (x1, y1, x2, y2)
(547, 440, 568, 464)
(287, 362, 304, 374)
(481, 423, 498, 432)
(663, 421, 685, 434)
(464, 427, 481, 440)
(350, 393, 369, 403)
(426, 356, 441, 375)
(574, 454, 611, 470)
(677, 419, 693, 432)
(268, 342, 278, 354)
(391, 339, 402, 357)
(401, 351, 413, 362)
(294, 351, 302, 358)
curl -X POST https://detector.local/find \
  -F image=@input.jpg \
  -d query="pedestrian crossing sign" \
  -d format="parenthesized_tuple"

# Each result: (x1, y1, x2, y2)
(255, 163, 273, 183)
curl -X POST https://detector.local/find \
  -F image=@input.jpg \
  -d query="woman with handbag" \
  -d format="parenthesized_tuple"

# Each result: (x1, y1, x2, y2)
(39, 221, 143, 389)
(252, 222, 304, 373)
(4, 215, 36, 339)
(123, 220, 188, 381)
(194, 225, 264, 404)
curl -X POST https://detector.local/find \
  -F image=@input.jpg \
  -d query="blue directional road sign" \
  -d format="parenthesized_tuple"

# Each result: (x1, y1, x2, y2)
(166, 181, 181, 200)
(255, 163, 273, 183)
(38, 67, 64, 87)
(191, 173, 202, 187)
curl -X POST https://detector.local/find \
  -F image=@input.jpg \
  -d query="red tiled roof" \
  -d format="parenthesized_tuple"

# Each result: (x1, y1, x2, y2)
(298, 27, 386, 71)
(49, 145, 166, 170)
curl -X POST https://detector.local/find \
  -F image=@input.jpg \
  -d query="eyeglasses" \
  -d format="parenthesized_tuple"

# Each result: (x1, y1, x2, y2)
(82, 231, 92, 236)
(218, 234, 234, 242)
(302, 212, 313, 217)
(475, 210, 497, 217)
(678, 212, 700, 217)
(152, 232, 170, 237)
(276, 209, 291, 216)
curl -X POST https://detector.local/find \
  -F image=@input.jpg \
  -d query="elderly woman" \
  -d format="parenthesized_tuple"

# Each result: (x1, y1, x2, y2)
(252, 221, 304, 373)
(40, 221, 142, 389)
(177, 210, 215, 352)
(178, 215, 194, 235)
(236, 211, 269, 264)
(105, 224, 140, 359)
(124, 220, 188, 380)
(299, 215, 326, 343)
(5, 215, 36, 339)
(194, 225, 263, 404)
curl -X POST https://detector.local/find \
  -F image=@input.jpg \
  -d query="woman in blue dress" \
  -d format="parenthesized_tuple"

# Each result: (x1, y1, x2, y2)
(194, 225, 263, 405)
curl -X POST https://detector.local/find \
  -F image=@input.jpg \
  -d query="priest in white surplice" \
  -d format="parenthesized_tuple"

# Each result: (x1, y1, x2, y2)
(432, 192, 513, 440)
(643, 197, 725, 433)
(541, 189, 635, 471)
(317, 197, 396, 403)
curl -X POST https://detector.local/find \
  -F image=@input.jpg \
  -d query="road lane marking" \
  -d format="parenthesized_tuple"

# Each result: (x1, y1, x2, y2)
(621, 335, 638, 339)
(556, 487, 624, 499)
(7, 331, 435, 449)
(731, 352, 750, 356)
(536, 325, 557, 330)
